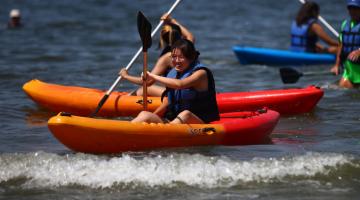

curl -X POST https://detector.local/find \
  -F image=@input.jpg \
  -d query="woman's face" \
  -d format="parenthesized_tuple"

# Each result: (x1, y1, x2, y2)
(171, 48, 191, 72)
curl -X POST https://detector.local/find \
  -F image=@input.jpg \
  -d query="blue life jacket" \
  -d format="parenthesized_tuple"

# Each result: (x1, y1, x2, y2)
(340, 20, 360, 63)
(289, 19, 318, 52)
(164, 61, 220, 123)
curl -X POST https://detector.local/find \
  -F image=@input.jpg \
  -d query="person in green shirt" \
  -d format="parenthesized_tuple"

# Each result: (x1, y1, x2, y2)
(331, 0, 360, 88)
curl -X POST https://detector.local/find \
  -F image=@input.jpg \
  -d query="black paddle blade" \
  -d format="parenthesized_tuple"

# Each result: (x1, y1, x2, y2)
(137, 11, 152, 51)
(279, 67, 303, 84)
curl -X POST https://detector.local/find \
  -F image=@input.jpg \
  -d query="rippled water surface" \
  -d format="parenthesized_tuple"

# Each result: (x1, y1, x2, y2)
(0, 0, 359, 199)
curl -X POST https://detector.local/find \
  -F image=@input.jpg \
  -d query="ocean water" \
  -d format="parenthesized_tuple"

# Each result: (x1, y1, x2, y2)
(0, 0, 359, 199)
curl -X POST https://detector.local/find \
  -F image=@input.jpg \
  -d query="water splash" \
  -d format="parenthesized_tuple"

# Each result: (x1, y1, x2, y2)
(0, 151, 356, 189)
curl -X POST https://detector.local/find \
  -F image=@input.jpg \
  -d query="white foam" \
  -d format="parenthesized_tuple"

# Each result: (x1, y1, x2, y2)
(0, 151, 355, 189)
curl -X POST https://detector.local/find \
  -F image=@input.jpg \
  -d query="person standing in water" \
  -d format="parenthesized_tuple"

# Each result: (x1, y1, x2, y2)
(331, 0, 360, 88)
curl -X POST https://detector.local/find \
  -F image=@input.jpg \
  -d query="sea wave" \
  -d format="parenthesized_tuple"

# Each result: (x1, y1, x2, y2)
(0, 151, 358, 189)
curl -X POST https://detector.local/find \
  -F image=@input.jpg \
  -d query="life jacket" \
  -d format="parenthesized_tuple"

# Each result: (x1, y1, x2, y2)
(289, 19, 318, 52)
(340, 19, 360, 63)
(163, 61, 220, 123)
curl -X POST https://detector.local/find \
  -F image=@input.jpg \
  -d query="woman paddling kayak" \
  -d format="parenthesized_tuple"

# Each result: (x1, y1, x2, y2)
(129, 39, 220, 124)
(290, 1, 338, 54)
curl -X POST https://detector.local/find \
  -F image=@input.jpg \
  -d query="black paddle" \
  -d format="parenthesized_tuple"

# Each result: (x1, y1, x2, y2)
(279, 67, 333, 84)
(137, 11, 152, 110)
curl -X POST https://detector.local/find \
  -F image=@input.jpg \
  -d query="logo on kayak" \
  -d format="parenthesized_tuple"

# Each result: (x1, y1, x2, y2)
(189, 127, 216, 135)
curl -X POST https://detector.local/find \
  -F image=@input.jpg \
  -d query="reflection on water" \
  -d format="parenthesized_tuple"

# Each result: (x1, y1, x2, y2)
(23, 107, 55, 126)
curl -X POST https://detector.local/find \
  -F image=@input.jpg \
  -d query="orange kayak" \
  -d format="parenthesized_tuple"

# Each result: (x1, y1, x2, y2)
(23, 79, 323, 116)
(48, 109, 279, 153)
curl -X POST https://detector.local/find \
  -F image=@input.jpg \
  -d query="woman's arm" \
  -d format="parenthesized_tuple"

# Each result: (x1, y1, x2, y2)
(153, 98, 168, 117)
(161, 14, 195, 43)
(150, 52, 172, 77)
(330, 42, 343, 75)
(311, 23, 339, 46)
(119, 69, 143, 85)
(119, 53, 171, 86)
(147, 69, 207, 90)
(171, 18, 195, 43)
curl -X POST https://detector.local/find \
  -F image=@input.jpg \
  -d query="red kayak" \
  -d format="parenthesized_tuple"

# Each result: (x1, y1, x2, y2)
(23, 79, 323, 116)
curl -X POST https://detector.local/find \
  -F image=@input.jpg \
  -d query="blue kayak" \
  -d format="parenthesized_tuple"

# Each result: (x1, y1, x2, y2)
(233, 45, 336, 66)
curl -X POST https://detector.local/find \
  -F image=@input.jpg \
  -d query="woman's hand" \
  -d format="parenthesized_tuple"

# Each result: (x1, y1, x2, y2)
(160, 13, 175, 24)
(119, 68, 128, 78)
(145, 71, 153, 79)
(142, 71, 155, 84)
(330, 65, 340, 75)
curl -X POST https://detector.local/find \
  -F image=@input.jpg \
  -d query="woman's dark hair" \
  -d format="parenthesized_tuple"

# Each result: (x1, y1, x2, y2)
(296, 1, 319, 25)
(159, 23, 182, 49)
(171, 39, 200, 61)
